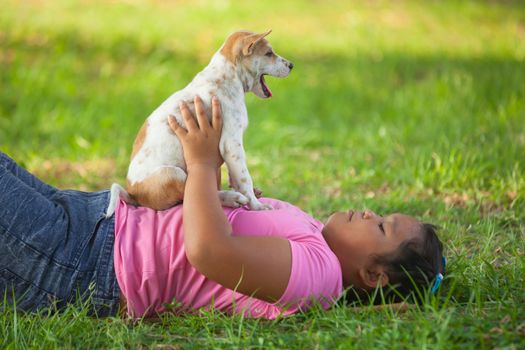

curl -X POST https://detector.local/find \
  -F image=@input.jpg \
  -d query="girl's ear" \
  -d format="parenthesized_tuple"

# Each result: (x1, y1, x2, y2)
(358, 265, 389, 289)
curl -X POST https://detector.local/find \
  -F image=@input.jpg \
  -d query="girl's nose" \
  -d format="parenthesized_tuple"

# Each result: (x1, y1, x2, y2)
(363, 209, 378, 219)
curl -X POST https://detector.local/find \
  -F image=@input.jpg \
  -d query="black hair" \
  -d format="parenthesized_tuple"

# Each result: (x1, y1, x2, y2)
(373, 223, 444, 303)
(342, 223, 445, 305)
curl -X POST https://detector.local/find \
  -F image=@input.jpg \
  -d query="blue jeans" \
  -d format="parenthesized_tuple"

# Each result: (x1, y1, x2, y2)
(0, 151, 120, 316)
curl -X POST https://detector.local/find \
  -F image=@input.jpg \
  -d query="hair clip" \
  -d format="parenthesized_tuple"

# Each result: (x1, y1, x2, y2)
(431, 256, 447, 294)
(430, 273, 443, 294)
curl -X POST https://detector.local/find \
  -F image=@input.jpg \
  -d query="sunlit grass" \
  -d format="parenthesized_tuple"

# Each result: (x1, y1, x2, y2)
(1, 0, 524, 348)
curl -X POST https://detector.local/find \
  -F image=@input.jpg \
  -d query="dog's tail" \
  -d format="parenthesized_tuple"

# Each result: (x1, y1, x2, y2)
(106, 183, 136, 218)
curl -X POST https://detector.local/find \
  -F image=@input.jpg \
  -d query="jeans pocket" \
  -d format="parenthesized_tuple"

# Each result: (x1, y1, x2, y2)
(0, 269, 53, 312)
(49, 191, 110, 269)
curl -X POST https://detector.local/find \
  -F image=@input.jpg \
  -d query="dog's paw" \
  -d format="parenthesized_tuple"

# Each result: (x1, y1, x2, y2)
(248, 200, 273, 211)
(218, 190, 249, 208)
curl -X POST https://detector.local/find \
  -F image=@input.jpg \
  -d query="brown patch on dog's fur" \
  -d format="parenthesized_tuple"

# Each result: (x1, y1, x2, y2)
(131, 120, 148, 160)
(220, 31, 251, 63)
(250, 40, 273, 58)
(127, 167, 185, 210)
(242, 30, 271, 56)
(220, 30, 272, 63)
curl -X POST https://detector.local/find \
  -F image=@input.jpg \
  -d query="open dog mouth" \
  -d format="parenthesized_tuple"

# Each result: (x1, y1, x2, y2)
(260, 74, 272, 98)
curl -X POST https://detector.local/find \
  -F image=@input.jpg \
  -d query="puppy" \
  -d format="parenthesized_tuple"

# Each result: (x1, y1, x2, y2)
(106, 30, 293, 217)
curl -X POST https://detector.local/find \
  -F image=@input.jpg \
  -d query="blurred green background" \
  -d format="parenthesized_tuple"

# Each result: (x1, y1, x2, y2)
(1, 1, 524, 348)
(2, 1, 523, 207)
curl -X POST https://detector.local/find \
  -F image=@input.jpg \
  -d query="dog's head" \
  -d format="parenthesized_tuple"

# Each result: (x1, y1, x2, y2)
(220, 30, 293, 98)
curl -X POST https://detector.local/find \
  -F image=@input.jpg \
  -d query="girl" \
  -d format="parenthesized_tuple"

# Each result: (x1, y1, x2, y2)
(0, 96, 444, 318)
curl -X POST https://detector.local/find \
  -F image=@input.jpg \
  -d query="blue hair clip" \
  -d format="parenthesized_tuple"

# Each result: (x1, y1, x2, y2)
(430, 256, 447, 294)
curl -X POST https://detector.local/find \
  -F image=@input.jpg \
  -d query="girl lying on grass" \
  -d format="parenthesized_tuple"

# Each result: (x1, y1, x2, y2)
(0, 96, 445, 318)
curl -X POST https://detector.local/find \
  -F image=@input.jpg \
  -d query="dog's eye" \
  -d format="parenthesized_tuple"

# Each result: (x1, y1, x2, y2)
(265, 51, 273, 57)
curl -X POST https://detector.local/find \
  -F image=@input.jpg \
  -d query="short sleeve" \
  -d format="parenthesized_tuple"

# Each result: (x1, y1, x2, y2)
(274, 239, 342, 310)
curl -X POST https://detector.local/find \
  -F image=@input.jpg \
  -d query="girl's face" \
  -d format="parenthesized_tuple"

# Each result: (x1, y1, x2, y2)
(322, 209, 422, 289)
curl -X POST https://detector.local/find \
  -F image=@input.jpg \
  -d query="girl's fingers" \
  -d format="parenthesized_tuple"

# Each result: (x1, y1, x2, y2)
(211, 96, 222, 131)
(177, 97, 220, 136)
(168, 115, 186, 136)
(179, 101, 198, 132)
(194, 95, 209, 130)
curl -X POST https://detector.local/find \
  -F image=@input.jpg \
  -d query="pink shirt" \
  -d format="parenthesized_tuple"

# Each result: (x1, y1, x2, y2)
(113, 198, 342, 319)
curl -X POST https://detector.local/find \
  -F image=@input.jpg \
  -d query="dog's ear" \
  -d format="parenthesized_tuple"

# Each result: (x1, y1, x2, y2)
(242, 29, 272, 56)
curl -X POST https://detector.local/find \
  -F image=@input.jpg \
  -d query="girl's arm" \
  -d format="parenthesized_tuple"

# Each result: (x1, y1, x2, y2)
(169, 96, 291, 303)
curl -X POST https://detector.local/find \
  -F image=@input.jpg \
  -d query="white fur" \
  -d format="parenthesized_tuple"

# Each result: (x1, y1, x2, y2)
(106, 36, 292, 217)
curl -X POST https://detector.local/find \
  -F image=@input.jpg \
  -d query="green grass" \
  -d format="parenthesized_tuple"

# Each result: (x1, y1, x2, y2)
(1, 0, 524, 348)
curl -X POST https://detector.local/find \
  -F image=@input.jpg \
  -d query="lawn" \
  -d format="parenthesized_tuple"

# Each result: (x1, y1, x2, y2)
(1, 0, 524, 348)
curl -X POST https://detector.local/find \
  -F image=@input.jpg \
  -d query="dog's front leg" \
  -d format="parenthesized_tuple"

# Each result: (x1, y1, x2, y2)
(220, 136, 272, 210)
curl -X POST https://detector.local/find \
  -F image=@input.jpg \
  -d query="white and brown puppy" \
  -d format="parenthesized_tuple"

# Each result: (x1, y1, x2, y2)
(106, 30, 293, 217)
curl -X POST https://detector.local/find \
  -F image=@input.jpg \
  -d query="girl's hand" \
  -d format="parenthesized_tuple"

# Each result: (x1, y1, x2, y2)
(168, 95, 223, 170)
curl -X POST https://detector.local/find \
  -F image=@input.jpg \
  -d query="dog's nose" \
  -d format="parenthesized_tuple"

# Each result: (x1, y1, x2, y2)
(288, 62, 294, 70)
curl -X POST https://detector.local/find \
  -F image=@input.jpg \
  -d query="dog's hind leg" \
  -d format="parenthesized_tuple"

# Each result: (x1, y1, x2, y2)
(127, 166, 187, 211)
